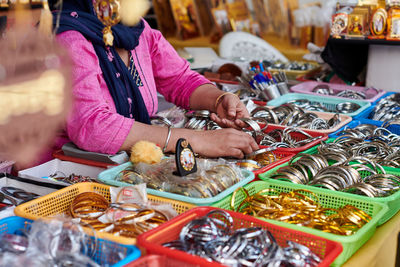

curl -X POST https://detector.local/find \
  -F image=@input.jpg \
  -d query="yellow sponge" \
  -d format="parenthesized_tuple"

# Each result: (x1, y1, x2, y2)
(130, 140, 164, 164)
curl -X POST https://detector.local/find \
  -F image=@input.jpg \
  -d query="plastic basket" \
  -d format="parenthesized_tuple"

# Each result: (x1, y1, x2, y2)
(0, 161, 14, 174)
(290, 81, 387, 103)
(14, 183, 195, 245)
(259, 145, 400, 225)
(259, 124, 328, 153)
(212, 181, 387, 266)
(0, 216, 141, 267)
(136, 207, 343, 267)
(264, 108, 352, 134)
(267, 93, 371, 117)
(353, 92, 396, 120)
(328, 118, 400, 139)
(269, 64, 322, 80)
(98, 163, 254, 206)
(124, 255, 199, 267)
(252, 150, 295, 179)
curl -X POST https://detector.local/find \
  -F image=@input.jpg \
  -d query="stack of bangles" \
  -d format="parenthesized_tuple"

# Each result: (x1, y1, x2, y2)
(232, 188, 371, 236)
(69, 192, 168, 238)
(237, 148, 278, 171)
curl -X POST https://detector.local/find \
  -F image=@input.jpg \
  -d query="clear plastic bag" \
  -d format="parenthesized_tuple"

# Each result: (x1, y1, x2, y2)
(117, 158, 244, 198)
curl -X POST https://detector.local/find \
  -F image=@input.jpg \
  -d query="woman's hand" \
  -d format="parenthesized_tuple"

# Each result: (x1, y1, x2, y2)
(192, 128, 259, 158)
(210, 93, 249, 129)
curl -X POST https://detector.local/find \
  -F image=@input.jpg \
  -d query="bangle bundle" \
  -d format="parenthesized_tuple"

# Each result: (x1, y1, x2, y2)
(232, 188, 371, 236)
(69, 192, 168, 238)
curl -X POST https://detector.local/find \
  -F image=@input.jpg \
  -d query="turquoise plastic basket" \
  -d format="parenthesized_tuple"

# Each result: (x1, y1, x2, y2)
(267, 93, 371, 117)
(98, 162, 254, 206)
(0, 216, 141, 267)
(258, 145, 400, 225)
(212, 181, 388, 266)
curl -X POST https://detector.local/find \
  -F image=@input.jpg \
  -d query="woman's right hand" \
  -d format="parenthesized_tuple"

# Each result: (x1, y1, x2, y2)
(191, 128, 259, 159)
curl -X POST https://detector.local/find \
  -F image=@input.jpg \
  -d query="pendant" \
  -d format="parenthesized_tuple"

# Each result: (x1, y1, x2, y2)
(174, 138, 197, 177)
(94, 0, 121, 46)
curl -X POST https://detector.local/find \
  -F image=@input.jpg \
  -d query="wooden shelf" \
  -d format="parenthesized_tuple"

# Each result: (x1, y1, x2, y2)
(329, 37, 400, 46)
(167, 34, 309, 61)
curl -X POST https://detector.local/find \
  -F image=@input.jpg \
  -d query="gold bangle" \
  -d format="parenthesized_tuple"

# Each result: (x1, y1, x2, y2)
(214, 92, 236, 110)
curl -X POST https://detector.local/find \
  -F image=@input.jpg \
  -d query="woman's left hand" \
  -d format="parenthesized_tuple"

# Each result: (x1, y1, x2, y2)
(210, 93, 249, 129)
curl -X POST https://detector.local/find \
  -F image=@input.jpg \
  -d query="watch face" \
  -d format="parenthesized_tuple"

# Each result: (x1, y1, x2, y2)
(371, 8, 387, 35)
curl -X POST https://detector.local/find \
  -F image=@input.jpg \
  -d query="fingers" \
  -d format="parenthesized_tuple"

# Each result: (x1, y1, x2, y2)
(211, 113, 241, 129)
(224, 129, 258, 158)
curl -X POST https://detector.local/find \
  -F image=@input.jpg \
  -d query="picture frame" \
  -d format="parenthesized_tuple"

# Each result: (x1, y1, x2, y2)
(347, 13, 367, 37)
(226, 0, 252, 32)
(169, 0, 202, 40)
(211, 7, 232, 34)
(387, 8, 400, 40)
(369, 8, 387, 37)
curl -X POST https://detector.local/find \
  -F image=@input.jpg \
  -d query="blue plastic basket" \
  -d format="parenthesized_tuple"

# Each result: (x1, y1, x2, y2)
(353, 92, 396, 120)
(267, 93, 371, 117)
(328, 118, 400, 138)
(98, 162, 254, 206)
(0, 216, 141, 267)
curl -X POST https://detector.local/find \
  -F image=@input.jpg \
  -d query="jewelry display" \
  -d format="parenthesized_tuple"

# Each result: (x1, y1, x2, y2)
(163, 210, 321, 266)
(251, 104, 342, 130)
(370, 93, 400, 121)
(49, 171, 97, 184)
(268, 125, 400, 197)
(117, 158, 243, 198)
(69, 192, 169, 238)
(233, 188, 371, 235)
(0, 217, 129, 266)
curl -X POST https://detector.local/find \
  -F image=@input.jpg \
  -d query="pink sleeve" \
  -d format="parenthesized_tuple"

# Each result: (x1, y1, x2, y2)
(147, 27, 211, 109)
(57, 31, 134, 154)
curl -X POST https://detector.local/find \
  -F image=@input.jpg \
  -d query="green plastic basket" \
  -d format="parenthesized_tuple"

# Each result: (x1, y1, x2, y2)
(259, 140, 400, 225)
(98, 162, 254, 206)
(267, 93, 371, 117)
(212, 181, 388, 266)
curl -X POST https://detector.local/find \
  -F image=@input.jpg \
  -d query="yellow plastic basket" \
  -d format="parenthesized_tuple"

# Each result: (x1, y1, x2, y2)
(14, 182, 195, 245)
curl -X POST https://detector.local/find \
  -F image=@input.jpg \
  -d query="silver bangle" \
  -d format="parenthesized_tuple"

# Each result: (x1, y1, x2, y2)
(163, 126, 172, 153)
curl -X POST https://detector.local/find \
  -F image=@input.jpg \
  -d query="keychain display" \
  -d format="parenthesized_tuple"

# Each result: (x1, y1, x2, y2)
(163, 210, 321, 266)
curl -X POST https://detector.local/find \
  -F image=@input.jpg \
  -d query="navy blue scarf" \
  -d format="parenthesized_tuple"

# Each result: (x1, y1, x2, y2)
(53, 0, 150, 123)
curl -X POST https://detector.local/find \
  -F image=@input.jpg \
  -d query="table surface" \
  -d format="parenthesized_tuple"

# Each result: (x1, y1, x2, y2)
(167, 34, 309, 61)
(343, 209, 400, 266)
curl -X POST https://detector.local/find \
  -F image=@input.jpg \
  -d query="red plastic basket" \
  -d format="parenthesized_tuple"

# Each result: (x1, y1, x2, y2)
(124, 255, 199, 267)
(252, 150, 295, 179)
(137, 207, 343, 267)
(52, 150, 118, 169)
(259, 125, 328, 153)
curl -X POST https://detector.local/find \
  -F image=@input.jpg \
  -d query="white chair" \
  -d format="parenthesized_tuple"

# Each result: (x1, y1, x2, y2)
(219, 31, 289, 63)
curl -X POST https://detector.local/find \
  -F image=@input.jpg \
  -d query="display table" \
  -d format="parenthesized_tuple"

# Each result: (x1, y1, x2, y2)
(343, 210, 400, 266)
(167, 34, 308, 61)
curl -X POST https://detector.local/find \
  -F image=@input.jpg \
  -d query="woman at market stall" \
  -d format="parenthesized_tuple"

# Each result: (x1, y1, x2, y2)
(49, 0, 258, 159)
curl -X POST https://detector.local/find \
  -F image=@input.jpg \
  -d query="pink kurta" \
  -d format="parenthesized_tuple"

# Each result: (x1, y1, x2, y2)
(56, 20, 210, 154)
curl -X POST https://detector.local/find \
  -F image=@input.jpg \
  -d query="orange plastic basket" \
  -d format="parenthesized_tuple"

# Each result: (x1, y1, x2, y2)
(124, 255, 199, 267)
(14, 182, 195, 245)
(136, 207, 343, 267)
